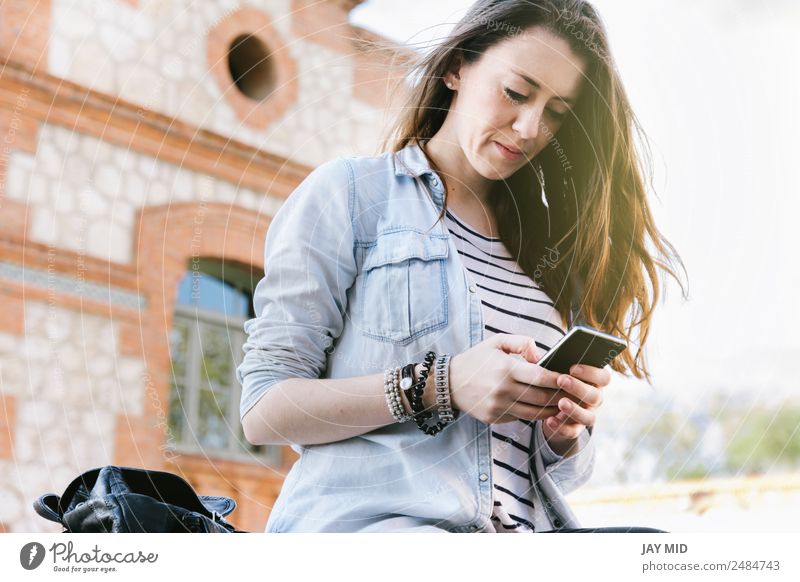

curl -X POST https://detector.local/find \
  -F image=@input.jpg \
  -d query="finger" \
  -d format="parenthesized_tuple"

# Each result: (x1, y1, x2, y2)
(556, 374, 603, 409)
(568, 364, 612, 389)
(545, 415, 587, 440)
(512, 385, 574, 409)
(509, 358, 561, 389)
(494, 334, 541, 363)
(554, 397, 596, 427)
(506, 401, 560, 422)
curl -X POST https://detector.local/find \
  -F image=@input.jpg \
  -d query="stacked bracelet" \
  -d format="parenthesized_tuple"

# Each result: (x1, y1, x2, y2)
(384, 366, 414, 423)
(384, 352, 457, 435)
(407, 351, 456, 436)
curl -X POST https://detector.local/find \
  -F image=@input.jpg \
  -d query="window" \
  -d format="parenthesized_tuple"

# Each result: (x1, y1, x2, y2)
(227, 34, 275, 101)
(167, 258, 281, 465)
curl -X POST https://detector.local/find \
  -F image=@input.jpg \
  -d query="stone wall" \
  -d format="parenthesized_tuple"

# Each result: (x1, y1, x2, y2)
(48, 0, 397, 166)
(0, 0, 412, 532)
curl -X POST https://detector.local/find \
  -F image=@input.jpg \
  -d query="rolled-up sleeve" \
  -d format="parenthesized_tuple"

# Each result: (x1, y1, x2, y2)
(533, 421, 596, 495)
(236, 157, 357, 424)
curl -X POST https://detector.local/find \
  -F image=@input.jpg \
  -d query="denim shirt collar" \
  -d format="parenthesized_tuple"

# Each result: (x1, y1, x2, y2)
(392, 140, 434, 177)
(393, 140, 446, 209)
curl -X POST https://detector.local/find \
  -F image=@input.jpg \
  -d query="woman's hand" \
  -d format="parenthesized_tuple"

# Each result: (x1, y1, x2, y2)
(448, 334, 573, 425)
(448, 332, 609, 456)
(539, 362, 609, 456)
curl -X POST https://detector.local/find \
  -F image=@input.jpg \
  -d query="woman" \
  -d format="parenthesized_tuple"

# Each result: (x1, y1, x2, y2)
(237, 0, 686, 533)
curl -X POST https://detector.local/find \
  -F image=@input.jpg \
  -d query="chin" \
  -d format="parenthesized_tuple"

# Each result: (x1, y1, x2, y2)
(480, 161, 517, 182)
(468, 153, 497, 179)
(476, 145, 521, 180)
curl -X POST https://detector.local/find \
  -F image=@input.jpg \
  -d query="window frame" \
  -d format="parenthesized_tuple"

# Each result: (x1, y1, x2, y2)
(167, 279, 282, 466)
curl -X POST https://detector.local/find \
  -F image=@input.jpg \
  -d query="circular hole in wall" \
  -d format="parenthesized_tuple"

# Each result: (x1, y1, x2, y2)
(227, 34, 275, 100)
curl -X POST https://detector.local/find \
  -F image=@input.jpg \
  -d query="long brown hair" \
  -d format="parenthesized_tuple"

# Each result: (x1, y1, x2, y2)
(369, 0, 688, 383)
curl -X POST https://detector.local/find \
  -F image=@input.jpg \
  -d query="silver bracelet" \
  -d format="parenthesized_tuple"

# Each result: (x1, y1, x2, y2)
(384, 366, 414, 423)
(434, 354, 456, 424)
(392, 366, 414, 422)
(384, 367, 401, 422)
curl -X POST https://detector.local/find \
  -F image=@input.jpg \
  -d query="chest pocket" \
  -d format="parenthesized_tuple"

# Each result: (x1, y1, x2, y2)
(359, 229, 449, 345)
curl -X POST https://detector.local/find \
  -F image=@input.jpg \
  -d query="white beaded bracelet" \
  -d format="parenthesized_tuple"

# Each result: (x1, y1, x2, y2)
(384, 366, 414, 423)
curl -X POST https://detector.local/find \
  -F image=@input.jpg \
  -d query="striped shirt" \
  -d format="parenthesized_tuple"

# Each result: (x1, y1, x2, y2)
(443, 207, 567, 533)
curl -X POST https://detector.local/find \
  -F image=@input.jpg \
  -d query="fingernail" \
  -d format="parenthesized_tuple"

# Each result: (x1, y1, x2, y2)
(572, 365, 582, 374)
(558, 375, 570, 387)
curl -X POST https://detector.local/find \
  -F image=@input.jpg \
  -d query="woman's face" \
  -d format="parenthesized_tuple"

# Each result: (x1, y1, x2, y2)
(446, 26, 587, 180)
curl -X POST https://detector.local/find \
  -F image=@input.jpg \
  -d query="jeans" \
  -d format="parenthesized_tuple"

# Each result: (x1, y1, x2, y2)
(544, 526, 668, 533)
(351, 516, 668, 533)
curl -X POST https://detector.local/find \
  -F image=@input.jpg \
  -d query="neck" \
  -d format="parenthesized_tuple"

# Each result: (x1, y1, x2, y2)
(421, 132, 493, 208)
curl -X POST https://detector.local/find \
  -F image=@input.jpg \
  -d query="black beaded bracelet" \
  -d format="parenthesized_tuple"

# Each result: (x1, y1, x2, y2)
(404, 352, 434, 426)
(408, 351, 452, 436)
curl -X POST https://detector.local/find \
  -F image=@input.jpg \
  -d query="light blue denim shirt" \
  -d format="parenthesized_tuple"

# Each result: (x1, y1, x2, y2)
(236, 141, 595, 532)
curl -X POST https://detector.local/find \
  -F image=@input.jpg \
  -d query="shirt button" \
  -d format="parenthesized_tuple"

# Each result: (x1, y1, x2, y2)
(429, 176, 440, 187)
(553, 518, 563, 528)
(469, 284, 477, 293)
(479, 473, 488, 482)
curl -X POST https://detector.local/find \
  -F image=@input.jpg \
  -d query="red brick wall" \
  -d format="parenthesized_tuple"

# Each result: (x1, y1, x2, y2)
(0, 393, 16, 461)
(0, 0, 51, 71)
(0, 0, 407, 533)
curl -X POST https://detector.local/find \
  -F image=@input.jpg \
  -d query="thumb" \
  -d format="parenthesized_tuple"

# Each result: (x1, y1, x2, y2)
(494, 334, 540, 364)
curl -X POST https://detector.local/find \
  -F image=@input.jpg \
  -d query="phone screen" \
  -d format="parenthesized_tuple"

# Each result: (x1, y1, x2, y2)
(536, 325, 627, 374)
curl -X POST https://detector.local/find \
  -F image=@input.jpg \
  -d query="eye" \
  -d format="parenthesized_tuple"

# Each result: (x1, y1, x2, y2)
(504, 87, 569, 120)
(502, 87, 527, 104)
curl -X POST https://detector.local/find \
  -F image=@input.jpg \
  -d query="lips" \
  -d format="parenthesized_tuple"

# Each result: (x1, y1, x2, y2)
(494, 141, 525, 160)
(497, 142, 522, 155)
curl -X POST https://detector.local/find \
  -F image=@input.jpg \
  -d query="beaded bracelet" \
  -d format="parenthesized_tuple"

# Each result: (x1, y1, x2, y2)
(393, 366, 415, 422)
(423, 353, 456, 433)
(407, 351, 455, 436)
(384, 366, 414, 423)
(388, 366, 412, 422)
(404, 351, 435, 428)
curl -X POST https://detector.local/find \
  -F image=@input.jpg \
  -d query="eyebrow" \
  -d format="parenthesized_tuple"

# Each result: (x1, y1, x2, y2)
(511, 69, 577, 105)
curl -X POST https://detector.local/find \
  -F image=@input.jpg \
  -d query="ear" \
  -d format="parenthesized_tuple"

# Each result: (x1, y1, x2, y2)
(444, 51, 463, 90)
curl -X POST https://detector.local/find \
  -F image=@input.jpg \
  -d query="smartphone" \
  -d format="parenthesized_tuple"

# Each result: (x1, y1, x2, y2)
(536, 325, 627, 374)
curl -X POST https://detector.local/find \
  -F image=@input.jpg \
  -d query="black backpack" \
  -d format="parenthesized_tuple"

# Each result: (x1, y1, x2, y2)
(33, 465, 247, 533)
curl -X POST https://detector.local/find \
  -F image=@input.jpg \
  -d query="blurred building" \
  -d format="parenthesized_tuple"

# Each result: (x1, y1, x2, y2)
(569, 473, 800, 533)
(0, 0, 412, 532)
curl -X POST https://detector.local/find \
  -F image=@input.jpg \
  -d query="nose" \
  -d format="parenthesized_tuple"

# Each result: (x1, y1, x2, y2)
(511, 105, 543, 142)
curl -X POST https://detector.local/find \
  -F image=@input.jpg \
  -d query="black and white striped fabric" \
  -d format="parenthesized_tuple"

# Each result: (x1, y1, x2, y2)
(443, 207, 567, 533)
